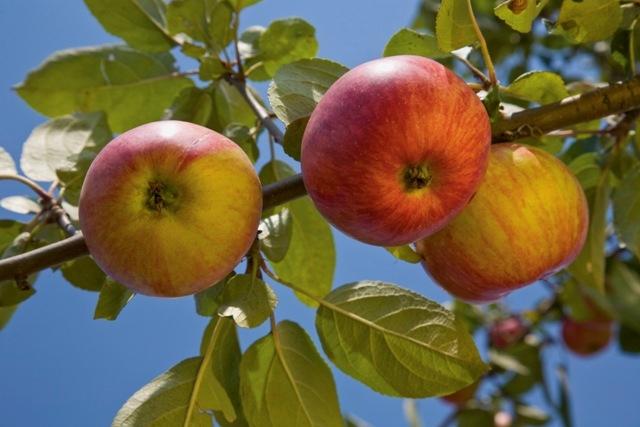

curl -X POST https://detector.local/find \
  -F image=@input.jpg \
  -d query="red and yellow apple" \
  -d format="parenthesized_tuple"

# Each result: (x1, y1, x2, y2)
(489, 316, 527, 349)
(301, 55, 491, 246)
(79, 120, 262, 297)
(416, 143, 588, 302)
(562, 317, 612, 356)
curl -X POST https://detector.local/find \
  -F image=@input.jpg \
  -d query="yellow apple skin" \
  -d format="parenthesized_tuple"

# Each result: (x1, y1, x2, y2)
(79, 121, 262, 297)
(415, 143, 588, 303)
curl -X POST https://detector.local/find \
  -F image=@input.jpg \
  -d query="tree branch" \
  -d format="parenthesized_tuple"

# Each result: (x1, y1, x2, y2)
(1, 75, 640, 282)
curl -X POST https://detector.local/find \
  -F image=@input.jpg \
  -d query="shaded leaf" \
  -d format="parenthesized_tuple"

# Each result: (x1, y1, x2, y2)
(383, 28, 449, 58)
(240, 321, 343, 427)
(436, 0, 478, 51)
(164, 87, 213, 126)
(0, 280, 36, 307)
(94, 279, 134, 320)
(488, 349, 530, 375)
(568, 152, 600, 190)
(0, 305, 18, 331)
(0, 196, 40, 215)
(553, 0, 622, 44)
(613, 163, 640, 259)
(502, 340, 543, 395)
(385, 245, 422, 264)
(224, 123, 259, 163)
(506, 71, 569, 105)
(194, 274, 232, 317)
(61, 256, 106, 292)
(214, 80, 259, 129)
(316, 281, 488, 397)
(457, 409, 495, 427)
(618, 323, 640, 354)
(608, 260, 640, 333)
(0, 220, 24, 254)
(218, 274, 277, 328)
(515, 404, 550, 425)
(0, 148, 17, 174)
(260, 18, 319, 76)
(282, 117, 308, 161)
(259, 207, 293, 262)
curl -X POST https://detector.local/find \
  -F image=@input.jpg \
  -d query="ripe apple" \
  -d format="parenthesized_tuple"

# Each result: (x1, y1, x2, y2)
(440, 380, 479, 405)
(489, 316, 527, 349)
(301, 55, 491, 246)
(415, 143, 588, 302)
(79, 120, 262, 297)
(562, 317, 612, 356)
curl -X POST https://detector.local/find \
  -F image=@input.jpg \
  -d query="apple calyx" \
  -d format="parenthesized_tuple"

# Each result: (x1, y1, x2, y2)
(402, 164, 431, 191)
(146, 180, 179, 213)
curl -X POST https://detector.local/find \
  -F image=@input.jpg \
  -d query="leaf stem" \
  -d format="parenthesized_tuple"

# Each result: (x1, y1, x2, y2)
(465, 0, 497, 86)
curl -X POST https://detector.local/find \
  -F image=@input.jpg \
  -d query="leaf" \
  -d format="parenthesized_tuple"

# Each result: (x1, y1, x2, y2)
(556, 365, 572, 427)
(163, 87, 213, 126)
(194, 274, 232, 317)
(488, 349, 530, 375)
(483, 86, 502, 122)
(61, 256, 106, 292)
(0, 196, 40, 215)
(506, 71, 569, 104)
(282, 117, 308, 161)
(553, 0, 622, 44)
(15, 45, 193, 132)
(227, 0, 262, 10)
(166, 0, 234, 51)
(0, 280, 36, 307)
(435, 0, 478, 51)
(613, 163, 640, 259)
(268, 58, 348, 125)
(502, 340, 543, 395)
(94, 279, 134, 320)
(0, 220, 24, 254)
(383, 28, 450, 58)
(240, 321, 343, 427)
(84, 0, 174, 52)
(608, 261, 640, 333)
(618, 323, 640, 353)
(515, 404, 550, 425)
(495, 0, 545, 33)
(568, 152, 600, 190)
(0, 305, 18, 331)
(259, 18, 319, 76)
(218, 274, 277, 328)
(568, 170, 610, 293)
(112, 357, 212, 427)
(0, 147, 17, 174)
(315, 281, 488, 397)
(457, 409, 495, 427)
(224, 123, 260, 163)
(214, 80, 259, 129)
(259, 207, 293, 262)
(384, 245, 422, 264)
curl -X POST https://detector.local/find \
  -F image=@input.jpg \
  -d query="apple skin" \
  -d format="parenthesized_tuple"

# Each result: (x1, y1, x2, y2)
(301, 55, 491, 246)
(489, 316, 527, 349)
(79, 120, 262, 297)
(440, 380, 479, 405)
(415, 143, 588, 303)
(562, 317, 612, 356)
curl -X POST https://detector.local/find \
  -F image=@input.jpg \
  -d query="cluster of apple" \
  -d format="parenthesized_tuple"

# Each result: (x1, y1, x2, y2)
(78, 55, 588, 305)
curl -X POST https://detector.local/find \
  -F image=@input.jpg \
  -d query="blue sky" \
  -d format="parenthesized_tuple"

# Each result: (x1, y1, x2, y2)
(0, 1, 639, 426)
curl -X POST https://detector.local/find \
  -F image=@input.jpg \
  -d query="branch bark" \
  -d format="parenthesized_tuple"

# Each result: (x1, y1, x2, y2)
(1, 75, 640, 282)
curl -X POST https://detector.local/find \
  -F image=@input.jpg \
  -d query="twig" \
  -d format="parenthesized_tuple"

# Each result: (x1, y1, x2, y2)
(465, 0, 497, 85)
(0, 174, 51, 201)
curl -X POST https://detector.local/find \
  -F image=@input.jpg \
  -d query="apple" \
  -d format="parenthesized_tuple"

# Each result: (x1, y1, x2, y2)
(489, 316, 527, 349)
(301, 55, 491, 246)
(440, 380, 479, 405)
(562, 317, 612, 356)
(415, 143, 588, 302)
(79, 120, 262, 297)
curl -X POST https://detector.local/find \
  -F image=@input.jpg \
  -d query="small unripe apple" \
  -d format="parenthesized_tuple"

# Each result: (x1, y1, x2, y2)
(562, 317, 612, 356)
(79, 120, 262, 297)
(301, 55, 491, 246)
(415, 143, 588, 302)
(440, 380, 479, 405)
(489, 316, 527, 349)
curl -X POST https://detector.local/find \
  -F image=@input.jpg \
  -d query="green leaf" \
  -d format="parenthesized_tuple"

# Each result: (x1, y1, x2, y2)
(315, 281, 488, 397)
(94, 279, 134, 320)
(0, 280, 36, 307)
(214, 80, 259, 129)
(0, 196, 40, 215)
(61, 256, 106, 292)
(483, 86, 502, 122)
(166, 0, 234, 51)
(457, 409, 495, 427)
(240, 321, 343, 427)
(384, 245, 422, 264)
(224, 123, 260, 163)
(112, 357, 212, 427)
(568, 152, 600, 190)
(259, 18, 319, 76)
(228, 0, 262, 10)
(568, 170, 610, 293)
(553, 0, 622, 43)
(435, 0, 478, 51)
(613, 163, 640, 259)
(488, 349, 530, 375)
(383, 28, 450, 58)
(506, 71, 569, 105)
(84, 0, 174, 52)
(164, 87, 213, 126)
(0, 305, 18, 331)
(194, 274, 233, 317)
(608, 261, 640, 333)
(15, 45, 193, 133)
(618, 323, 640, 353)
(259, 207, 293, 262)
(0, 220, 24, 254)
(268, 58, 348, 125)
(282, 117, 308, 161)
(556, 365, 572, 427)
(502, 340, 543, 395)
(218, 274, 277, 328)
(0, 147, 17, 174)
(515, 404, 550, 425)
(495, 0, 545, 33)
(199, 55, 227, 81)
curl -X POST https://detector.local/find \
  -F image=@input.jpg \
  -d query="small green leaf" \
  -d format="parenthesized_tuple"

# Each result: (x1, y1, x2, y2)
(608, 261, 640, 333)
(0, 305, 18, 331)
(259, 18, 319, 76)
(316, 281, 488, 397)
(0, 196, 40, 215)
(84, 0, 174, 52)
(240, 321, 343, 427)
(495, 0, 545, 33)
(61, 256, 106, 292)
(552, 0, 622, 43)
(506, 71, 569, 104)
(112, 357, 212, 427)
(224, 123, 259, 163)
(259, 207, 293, 262)
(0, 148, 17, 174)
(15, 45, 193, 132)
(268, 58, 348, 125)
(94, 279, 134, 320)
(385, 245, 422, 263)
(613, 163, 640, 259)
(383, 28, 449, 58)
(164, 87, 213, 126)
(282, 117, 308, 161)
(436, 0, 478, 51)
(0, 220, 24, 254)
(218, 274, 277, 328)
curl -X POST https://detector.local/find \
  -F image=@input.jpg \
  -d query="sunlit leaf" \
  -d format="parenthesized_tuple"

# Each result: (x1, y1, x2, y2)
(260, 18, 319, 76)
(218, 274, 277, 328)
(383, 28, 450, 58)
(436, 0, 477, 51)
(552, 0, 622, 43)
(94, 279, 134, 320)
